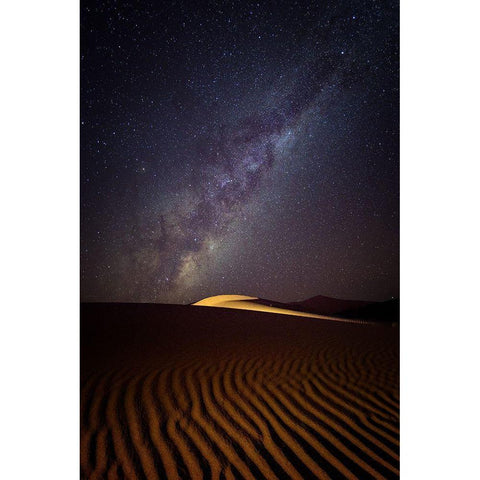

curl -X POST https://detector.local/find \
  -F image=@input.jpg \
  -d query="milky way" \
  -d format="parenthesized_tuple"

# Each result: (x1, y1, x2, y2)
(81, 0, 399, 303)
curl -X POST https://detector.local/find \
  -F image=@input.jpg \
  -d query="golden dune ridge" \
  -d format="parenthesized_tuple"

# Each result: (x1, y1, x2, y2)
(193, 294, 374, 323)
(81, 303, 399, 479)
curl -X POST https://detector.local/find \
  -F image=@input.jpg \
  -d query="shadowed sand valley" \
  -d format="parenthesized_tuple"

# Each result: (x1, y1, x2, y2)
(81, 302, 399, 479)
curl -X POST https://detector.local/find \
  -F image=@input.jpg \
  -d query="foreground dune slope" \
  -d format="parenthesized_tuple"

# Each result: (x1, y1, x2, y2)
(81, 303, 399, 480)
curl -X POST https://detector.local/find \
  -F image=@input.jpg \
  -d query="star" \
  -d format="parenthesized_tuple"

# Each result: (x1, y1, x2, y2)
(81, 0, 399, 304)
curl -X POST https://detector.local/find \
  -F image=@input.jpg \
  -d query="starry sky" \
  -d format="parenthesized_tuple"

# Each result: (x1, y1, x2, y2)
(81, 0, 399, 304)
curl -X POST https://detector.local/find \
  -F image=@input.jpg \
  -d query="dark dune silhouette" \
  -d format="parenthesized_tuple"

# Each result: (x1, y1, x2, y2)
(290, 294, 374, 315)
(335, 299, 400, 323)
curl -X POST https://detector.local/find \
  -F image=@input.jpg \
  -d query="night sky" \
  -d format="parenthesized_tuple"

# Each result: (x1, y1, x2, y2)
(81, 0, 399, 304)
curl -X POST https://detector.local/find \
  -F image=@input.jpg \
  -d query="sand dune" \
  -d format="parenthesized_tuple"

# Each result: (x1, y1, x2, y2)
(81, 303, 399, 479)
(291, 295, 373, 316)
(193, 294, 334, 319)
(192, 294, 376, 323)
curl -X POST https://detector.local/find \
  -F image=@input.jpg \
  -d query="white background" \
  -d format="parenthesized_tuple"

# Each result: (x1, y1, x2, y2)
(1, 0, 479, 477)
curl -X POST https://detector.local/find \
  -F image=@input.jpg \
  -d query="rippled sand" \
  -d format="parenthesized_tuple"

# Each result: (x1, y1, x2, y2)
(81, 303, 399, 479)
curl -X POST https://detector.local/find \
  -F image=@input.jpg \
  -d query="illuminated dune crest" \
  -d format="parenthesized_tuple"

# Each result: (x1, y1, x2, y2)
(193, 294, 330, 319)
(193, 294, 259, 306)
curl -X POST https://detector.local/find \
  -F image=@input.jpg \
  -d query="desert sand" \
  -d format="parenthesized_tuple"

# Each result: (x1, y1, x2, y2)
(193, 295, 363, 321)
(81, 302, 399, 479)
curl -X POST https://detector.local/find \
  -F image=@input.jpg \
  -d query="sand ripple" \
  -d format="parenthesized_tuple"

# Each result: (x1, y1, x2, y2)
(81, 304, 399, 479)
